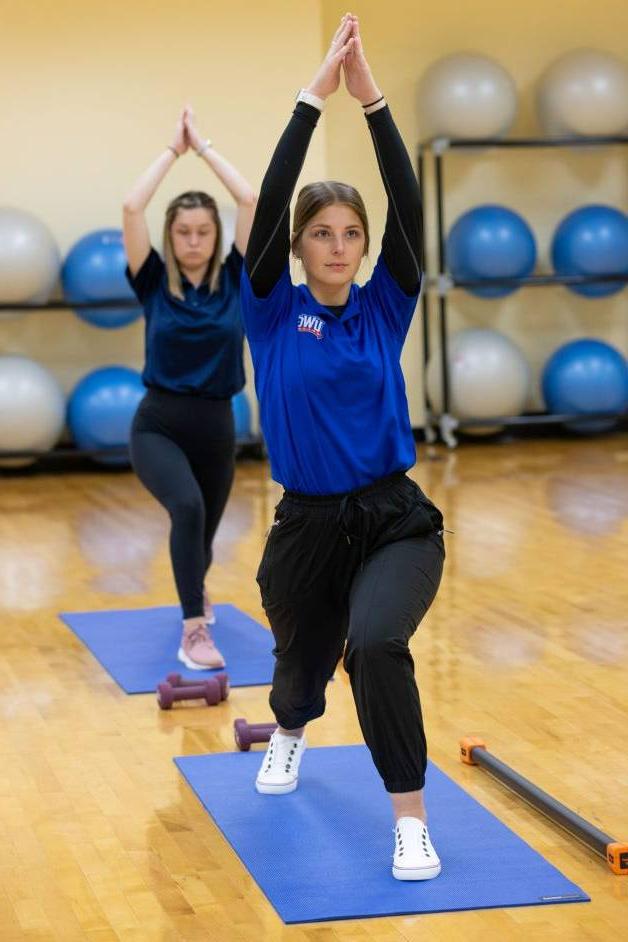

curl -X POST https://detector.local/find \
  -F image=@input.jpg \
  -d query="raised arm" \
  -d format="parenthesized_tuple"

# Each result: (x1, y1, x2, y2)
(122, 109, 187, 276)
(245, 14, 355, 297)
(183, 106, 257, 256)
(343, 17, 422, 294)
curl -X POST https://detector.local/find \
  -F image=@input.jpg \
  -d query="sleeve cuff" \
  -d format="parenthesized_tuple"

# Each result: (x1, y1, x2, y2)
(294, 101, 322, 127)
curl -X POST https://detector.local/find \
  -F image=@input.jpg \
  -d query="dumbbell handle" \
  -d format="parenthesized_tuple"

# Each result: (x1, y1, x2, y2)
(234, 718, 278, 750)
(165, 671, 229, 699)
(157, 679, 219, 709)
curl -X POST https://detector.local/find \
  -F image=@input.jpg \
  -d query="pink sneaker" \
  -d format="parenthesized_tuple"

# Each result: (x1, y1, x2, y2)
(203, 588, 217, 626)
(178, 624, 225, 670)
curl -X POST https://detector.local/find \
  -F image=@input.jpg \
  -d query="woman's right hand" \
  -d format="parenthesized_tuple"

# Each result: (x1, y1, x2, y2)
(170, 109, 189, 157)
(305, 13, 354, 100)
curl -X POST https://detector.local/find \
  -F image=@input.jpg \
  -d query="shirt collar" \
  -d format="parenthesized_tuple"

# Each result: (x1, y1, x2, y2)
(181, 274, 210, 296)
(297, 282, 361, 322)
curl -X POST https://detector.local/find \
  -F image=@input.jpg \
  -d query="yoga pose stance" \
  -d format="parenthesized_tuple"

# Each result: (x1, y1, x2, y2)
(242, 16, 445, 880)
(123, 106, 256, 669)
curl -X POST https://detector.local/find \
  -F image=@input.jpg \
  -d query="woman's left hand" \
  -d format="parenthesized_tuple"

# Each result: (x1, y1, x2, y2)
(343, 16, 382, 106)
(183, 105, 206, 152)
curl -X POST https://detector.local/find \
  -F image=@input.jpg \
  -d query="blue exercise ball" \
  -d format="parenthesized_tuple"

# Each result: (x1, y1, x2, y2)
(68, 366, 145, 464)
(62, 229, 140, 328)
(232, 391, 251, 441)
(447, 205, 536, 298)
(551, 205, 628, 298)
(542, 338, 628, 433)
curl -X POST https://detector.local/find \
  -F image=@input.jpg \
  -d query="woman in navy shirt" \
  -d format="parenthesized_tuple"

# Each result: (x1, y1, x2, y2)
(242, 16, 445, 880)
(123, 105, 256, 670)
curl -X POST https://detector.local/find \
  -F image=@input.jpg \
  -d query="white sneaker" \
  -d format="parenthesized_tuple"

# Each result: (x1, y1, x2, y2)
(255, 730, 306, 795)
(392, 816, 441, 881)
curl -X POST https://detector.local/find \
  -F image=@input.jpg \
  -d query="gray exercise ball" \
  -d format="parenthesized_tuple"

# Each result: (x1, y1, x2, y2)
(0, 207, 60, 304)
(426, 328, 531, 433)
(0, 356, 66, 467)
(418, 53, 518, 140)
(537, 49, 628, 137)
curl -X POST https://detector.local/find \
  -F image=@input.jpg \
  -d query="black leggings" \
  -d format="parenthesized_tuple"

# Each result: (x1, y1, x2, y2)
(256, 472, 445, 793)
(130, 389, 235, 619)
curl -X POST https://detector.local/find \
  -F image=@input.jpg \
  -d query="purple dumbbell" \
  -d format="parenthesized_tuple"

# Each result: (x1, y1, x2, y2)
(166, 672, 230, 700)
(157, 678, 221, 710)
(234, 718, 278, 751)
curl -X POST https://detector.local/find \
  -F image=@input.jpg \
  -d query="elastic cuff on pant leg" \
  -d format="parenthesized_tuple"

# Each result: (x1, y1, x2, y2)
(182, 607, 205, 620)
(271, 702, 326, 731)
(384, 777, 426, 793)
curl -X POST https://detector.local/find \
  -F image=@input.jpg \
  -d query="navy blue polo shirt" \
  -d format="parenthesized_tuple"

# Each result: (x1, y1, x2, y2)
(241, 255, 419, 494)
(126, 245, 245, 398)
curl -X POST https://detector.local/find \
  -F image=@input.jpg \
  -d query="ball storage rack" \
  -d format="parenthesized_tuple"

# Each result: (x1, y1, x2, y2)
(0, 297, 264, 468)
(416, 134, 628, 447)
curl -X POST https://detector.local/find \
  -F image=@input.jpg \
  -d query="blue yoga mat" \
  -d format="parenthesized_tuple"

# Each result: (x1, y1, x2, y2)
(60, 604, 275, 693)
(175, 745, 589, 924)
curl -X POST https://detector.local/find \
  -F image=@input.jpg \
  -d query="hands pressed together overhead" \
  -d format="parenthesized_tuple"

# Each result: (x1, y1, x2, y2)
(170, 105, 207, 157)
(307, 12, 382, 106)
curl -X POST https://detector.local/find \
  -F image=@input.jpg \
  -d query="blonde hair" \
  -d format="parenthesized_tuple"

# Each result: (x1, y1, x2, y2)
(291, 181, 370, 256)
(163, 191, 223, 298)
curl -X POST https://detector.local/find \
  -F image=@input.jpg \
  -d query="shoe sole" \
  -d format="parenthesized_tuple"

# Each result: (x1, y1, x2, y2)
(392, 863, 441, 881)
(255, 779, 298, 795)
(177, 646, 225, 671)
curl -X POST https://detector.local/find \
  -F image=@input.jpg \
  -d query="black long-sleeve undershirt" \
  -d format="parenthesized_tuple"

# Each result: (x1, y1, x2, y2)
(245, 102, 423, 300)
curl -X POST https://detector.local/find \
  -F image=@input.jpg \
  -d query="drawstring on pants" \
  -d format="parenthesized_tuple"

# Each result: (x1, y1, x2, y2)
(337, 494, 371, 570)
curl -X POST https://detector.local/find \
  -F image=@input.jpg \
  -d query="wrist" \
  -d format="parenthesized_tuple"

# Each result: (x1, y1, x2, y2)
(196, 138, 212, 157)
(363, 96, 387, 116)
(167, 145, 181, 158)
(359, 88, 383, 107)
(297, 87, 326, 111)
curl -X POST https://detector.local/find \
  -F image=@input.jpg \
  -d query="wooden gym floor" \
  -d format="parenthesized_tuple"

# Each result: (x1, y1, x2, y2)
(0, 435, 626, 941)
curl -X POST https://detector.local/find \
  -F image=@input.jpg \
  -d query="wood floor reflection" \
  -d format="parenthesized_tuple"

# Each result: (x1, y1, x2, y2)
(0, 435, 626, 940)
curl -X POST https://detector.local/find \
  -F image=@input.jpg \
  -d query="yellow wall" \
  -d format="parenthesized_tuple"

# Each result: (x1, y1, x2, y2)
(0, 0, 327, 428)
(322, 0, 628, 423)
(2, 0, 627, 433)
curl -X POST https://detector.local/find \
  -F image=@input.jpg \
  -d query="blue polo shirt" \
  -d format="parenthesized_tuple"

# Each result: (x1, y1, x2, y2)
(126, 245, 244, 398)
(241, 256, 419, 494)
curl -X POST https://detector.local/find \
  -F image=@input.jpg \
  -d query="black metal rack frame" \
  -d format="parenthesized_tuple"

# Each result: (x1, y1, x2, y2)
(416, 134, 628, 446)
(0, 298, 264, 467)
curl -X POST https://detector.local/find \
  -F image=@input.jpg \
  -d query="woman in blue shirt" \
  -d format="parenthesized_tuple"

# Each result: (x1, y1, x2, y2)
(241, 16, 445, 881)
(123, 105, 256, 670)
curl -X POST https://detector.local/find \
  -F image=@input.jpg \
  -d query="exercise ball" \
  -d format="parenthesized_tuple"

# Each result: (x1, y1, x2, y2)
(426, 328, 531, 431)
(0, 208, 60, 304)
(551, 205, 628, 298)
(418, 53, 517, 140)
(447, 205, 536, 298)
(68, 366, 145, 464)
(542, 339, 628, 433)
(232, 390, 251, 440)
(62, 229, 140, 329)
(537, 49, 628, 137)
(0, 356, 66, 467)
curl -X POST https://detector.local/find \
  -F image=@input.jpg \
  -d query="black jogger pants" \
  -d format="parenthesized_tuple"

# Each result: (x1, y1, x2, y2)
(256, 471, 445, 793)
(130, 388, 235, 619)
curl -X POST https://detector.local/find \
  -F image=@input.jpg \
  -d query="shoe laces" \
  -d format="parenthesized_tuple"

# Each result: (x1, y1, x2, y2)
(186, 625, 213, 647)
(394, 821, 431, 859)
(264, 732, 301, 774)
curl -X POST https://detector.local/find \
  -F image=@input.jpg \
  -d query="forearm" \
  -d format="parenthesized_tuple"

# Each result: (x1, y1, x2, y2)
(199, 147, 256, 206)
(367, 104, 423, 292)
(246, 102, 321, 295)
(123, 149, 177, 214)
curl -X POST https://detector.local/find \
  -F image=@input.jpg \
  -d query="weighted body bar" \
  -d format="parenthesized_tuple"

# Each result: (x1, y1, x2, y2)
(460, 736, 627, 875)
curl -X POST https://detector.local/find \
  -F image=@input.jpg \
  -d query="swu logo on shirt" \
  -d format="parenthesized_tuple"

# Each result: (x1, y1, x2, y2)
(297, 313, 325, 340)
